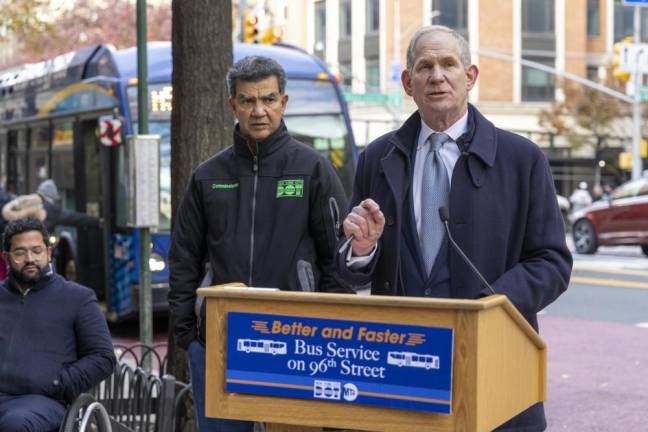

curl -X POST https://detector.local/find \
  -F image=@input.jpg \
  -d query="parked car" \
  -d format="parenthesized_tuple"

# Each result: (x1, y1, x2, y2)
(569, 177, 648, 256)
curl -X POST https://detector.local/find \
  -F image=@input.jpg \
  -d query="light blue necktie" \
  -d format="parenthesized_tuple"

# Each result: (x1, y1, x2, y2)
(420, 132, 450, 275)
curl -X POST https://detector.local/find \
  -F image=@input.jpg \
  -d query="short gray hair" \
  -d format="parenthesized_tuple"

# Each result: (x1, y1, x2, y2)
(406, 25, 471, 72)
(226, 56, 287, 97)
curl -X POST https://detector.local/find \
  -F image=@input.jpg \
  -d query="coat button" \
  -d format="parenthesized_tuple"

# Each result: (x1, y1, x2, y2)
(424, 288, 432, 296)
(386, 216, 394, 226)
(384, 281, 390, 290)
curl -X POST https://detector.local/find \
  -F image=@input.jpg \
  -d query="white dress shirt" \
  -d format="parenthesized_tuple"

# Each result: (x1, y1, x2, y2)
(347, 110, 469, 268)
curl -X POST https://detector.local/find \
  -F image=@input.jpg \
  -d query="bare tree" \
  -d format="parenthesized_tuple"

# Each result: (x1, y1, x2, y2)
(168, 0, 233, 428)
(539, 81, 626, 158)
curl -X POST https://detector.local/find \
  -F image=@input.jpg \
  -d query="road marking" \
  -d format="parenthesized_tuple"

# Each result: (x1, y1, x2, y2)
(573, 264, 648, 277)
(570, 276, 648, 290)
(636, 322, 648, 329)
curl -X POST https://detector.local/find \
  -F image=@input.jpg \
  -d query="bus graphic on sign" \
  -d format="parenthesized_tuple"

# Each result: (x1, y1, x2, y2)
(387, 351, 440, 370)
(236, 339, 288, 355)
(313, 380, 341, 400)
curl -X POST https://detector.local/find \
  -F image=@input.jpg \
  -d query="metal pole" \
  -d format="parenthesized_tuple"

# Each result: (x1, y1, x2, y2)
(631, 5, 643, 180)
(137, 0, 153, 371)
(239, 0, 247, 42)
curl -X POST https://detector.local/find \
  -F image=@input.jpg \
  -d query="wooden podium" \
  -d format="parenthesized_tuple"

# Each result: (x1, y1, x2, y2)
(198, 286, 546, 432)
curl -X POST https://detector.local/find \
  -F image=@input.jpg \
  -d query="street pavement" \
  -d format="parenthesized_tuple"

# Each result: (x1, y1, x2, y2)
(542, 239, 648, 431)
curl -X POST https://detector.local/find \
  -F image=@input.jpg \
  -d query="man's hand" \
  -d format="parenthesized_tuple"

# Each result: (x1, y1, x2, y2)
(342, 199, 385, 257)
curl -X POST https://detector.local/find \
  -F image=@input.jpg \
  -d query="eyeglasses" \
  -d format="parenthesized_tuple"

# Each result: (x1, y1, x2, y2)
(9, 247, 47, 262)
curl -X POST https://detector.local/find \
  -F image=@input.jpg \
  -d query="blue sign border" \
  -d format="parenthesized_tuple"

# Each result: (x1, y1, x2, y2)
(225, 312, 454, 414)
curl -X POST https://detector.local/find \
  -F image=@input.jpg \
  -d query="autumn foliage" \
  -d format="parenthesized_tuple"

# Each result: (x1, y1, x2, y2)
(4, 0, 171, 67)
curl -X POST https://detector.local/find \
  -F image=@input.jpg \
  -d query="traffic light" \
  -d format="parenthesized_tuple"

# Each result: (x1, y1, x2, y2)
(611, 37, 632, 82)
(243, 12, 259, 43)
(259, 26, 282, 45)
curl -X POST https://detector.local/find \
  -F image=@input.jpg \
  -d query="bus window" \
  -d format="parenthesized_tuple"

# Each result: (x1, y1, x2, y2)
(7, 129, 27, 194)
(0, 129, 7, 187)
(28, 124, 50, 193)
(52, 121, 76, 210)
(283, 79, 355, 195)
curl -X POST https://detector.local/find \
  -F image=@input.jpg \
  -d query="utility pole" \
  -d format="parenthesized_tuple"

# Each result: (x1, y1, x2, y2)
(136, 0, 153, 369)
(239, 0, 246, 42)
(631, 5, 643, 180)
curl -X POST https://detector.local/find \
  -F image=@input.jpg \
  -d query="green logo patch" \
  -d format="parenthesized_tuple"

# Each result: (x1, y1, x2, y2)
(211, 182, 239, 190)
(276, 179, 304, 198)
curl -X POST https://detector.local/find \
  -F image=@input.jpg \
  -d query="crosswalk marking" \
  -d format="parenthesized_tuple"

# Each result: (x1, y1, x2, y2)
(573, 263, 648, 277)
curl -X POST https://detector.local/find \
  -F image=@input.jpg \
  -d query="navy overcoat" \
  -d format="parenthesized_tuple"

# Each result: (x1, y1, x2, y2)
(337, 105, 572, 431)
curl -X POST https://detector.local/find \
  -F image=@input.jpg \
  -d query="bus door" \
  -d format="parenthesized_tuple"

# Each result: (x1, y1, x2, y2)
(71, 117, 107, 300)
(6, 128, 28, 195)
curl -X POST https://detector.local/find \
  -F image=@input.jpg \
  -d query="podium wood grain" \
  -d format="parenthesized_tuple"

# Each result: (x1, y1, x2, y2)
(201, 287, 546, 432)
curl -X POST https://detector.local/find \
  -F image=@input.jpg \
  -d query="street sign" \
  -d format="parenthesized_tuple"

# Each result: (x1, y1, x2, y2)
(623, 0, 648, 6)
(618, 43, 648, 73)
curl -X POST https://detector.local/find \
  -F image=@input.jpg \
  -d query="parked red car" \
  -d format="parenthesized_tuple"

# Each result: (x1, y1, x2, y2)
(569, 177, 648, 256)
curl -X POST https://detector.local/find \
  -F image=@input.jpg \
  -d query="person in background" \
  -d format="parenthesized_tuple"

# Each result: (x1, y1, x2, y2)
(0, 184, 15, 280)
(569, 181, 592, 213)
(0, 218, 115, 431)
(336, 25, 571, 431)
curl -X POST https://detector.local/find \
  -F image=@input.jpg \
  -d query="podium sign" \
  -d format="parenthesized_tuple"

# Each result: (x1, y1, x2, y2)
(226, 312, 454, 414)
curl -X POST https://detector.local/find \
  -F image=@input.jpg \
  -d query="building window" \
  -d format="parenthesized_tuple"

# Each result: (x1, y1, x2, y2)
(587, 0, 600, 36)
(433, 0, 467, 37)
(339, 62, 352, 90)
(522, 0, 554, 35)
(314, 1, 326, 54)
(366, 0, 380, 33)
(586, 65, 599, 82)
(340, 0, 352, 38)
(366, 60, 380, 92)
(522, 57, 555, 102)
(614, 0, 648, 42)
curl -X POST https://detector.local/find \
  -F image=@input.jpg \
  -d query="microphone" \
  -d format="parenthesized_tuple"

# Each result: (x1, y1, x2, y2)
(438, 207, 495, 295)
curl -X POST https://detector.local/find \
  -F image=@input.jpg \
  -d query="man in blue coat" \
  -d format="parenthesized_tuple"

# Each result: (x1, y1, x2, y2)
(337, 26, 571, 431)
(0, 218, 115, 431)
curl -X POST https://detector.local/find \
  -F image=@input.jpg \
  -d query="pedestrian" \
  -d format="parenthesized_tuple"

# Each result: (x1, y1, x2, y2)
(569, 181, 592, 212)
(0, 218, 115, 431)
(2, 180, 100, 233)
(0, 184, 15, 280)
(168, 56, 351, 431)
(336, 25, 571, 431)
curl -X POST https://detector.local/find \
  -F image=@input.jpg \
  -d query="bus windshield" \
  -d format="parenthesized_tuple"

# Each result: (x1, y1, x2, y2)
(128, 78, 355, 201)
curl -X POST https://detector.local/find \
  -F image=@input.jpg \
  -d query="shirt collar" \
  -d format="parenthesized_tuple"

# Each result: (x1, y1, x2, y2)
(418, 110, 469, 150)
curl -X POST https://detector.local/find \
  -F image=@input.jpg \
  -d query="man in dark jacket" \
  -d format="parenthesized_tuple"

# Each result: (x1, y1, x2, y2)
(0, 218, 115, 431)
(337, 26, 571, 431)
(168, 56, 350, 432)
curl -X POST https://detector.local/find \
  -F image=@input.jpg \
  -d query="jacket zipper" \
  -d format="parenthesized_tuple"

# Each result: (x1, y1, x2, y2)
(248, 149, 259, 286)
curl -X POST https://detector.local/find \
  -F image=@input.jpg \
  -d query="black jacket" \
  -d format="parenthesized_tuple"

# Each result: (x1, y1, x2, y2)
(169, 122, 351, 350)
(0, 272, 115, 403)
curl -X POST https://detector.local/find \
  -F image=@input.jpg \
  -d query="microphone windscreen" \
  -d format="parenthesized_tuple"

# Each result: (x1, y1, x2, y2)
(438, 206, 449, 223)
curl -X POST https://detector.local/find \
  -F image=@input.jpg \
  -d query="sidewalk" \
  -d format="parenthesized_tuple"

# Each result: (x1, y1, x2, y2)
(541, 315, 648, 431)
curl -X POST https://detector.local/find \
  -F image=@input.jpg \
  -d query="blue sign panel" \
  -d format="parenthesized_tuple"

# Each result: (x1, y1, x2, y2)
(226, 312, 454, 414)
(623, 0, 648, 6)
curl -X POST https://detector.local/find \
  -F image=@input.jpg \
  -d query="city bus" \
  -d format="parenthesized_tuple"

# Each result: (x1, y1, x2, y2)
(0, 42, 357, 321)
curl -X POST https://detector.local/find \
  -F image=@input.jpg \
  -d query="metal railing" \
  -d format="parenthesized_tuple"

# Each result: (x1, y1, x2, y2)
(60, 344, 192, 432)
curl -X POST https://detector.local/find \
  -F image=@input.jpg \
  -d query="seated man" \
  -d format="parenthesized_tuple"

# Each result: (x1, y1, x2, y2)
(0, 218, 115, 432)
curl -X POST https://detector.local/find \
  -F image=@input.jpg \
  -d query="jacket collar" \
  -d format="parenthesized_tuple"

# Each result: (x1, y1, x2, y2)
(233, 120, 291, 159)
(6, 266, 55, 295)
(392, 104, 498, 168)
(457, 104, 497, 168)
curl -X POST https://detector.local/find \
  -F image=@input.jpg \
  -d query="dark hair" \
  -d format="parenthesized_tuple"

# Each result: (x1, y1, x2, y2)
(2, 218, 50, 252)
(226, 56, 287, 97)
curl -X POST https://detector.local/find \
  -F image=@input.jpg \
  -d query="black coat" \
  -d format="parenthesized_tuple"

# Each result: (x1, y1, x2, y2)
(0, 273, 115, 403)
(169, 122, 351, 350)
(337, 106, 572, 431)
